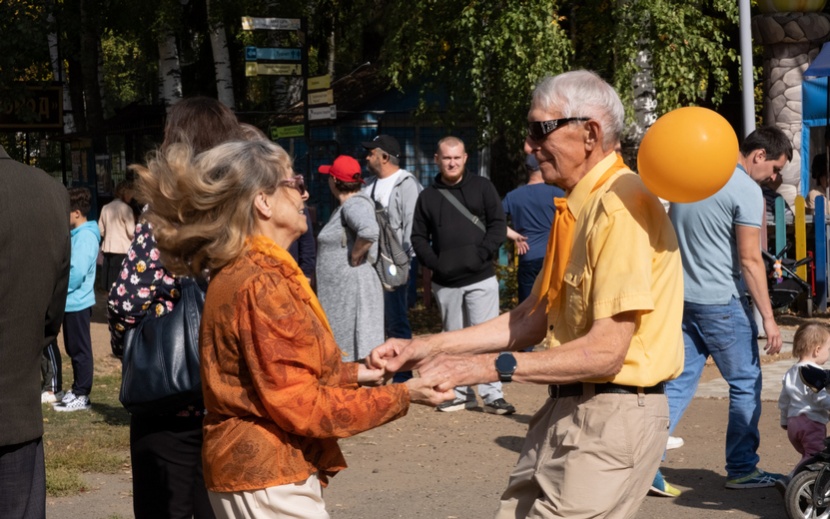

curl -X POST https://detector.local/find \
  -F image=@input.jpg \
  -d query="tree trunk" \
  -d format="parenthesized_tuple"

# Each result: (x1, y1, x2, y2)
(80, 0, 105, 152)
(158, 32, 183, 110)
(46, 8, 75, 134)
(620, 2, 657, 169)
(207, 0, 235, 109)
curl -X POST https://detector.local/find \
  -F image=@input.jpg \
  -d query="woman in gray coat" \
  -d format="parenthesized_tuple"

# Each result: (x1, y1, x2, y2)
(316, 155, 384, 361)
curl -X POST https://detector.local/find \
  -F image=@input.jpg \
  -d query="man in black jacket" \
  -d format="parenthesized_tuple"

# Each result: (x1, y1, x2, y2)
(0, 145, 70, 518)
(411, 136, 515, 414)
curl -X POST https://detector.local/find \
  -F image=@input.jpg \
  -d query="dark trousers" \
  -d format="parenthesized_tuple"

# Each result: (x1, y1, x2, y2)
(517, 258, 545, 304)
(0, 438, 45, 519)
(63, 308, 93, 397)
(130, 413, 215, 519)
(102, 252, 126, 292)
(388, 258, 418, 383)
(40, 341, 62, 393)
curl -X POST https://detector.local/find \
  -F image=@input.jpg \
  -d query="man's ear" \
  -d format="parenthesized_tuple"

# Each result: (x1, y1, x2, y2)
(584, 120, 602, 151)
(253, 192, 271, 219)
(754, 149, 767, 163)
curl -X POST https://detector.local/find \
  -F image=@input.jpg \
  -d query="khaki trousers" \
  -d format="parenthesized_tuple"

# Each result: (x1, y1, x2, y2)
(208, 474, 329, 519)
(495, 389, 669, 519)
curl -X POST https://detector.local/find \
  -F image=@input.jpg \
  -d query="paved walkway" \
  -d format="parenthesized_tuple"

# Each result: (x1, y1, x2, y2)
(694, 327, 796, 401)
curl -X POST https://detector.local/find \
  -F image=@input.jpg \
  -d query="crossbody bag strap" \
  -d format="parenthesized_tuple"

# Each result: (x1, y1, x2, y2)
(437, 188, 486, 233)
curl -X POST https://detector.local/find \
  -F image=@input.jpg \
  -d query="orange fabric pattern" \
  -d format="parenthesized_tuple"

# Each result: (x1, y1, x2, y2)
(200, 236, 410, 492)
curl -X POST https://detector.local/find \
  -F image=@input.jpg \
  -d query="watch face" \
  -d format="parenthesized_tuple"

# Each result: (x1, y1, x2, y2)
(496, 353, 517, 374)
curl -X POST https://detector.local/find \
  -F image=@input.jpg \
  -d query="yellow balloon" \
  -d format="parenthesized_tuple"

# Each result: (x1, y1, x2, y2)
(637, 107, 738, 203)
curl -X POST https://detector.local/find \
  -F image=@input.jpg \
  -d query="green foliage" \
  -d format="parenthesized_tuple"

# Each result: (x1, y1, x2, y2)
(611, 0, 739, 118)
(382, 0, 573, 154)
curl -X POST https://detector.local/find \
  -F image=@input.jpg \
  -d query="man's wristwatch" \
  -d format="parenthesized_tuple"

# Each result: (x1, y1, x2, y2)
(495, 352, 517, 383)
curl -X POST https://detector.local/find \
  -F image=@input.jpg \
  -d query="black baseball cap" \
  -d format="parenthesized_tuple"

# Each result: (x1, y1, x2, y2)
(361, 135, 401, 158)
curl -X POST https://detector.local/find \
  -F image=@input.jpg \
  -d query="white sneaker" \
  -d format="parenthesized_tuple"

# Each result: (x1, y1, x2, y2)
(56, 390, 75, 406)
(666, 436, 684, 450)
(41, 390, 65, 404)
(53, 393, 90, 412)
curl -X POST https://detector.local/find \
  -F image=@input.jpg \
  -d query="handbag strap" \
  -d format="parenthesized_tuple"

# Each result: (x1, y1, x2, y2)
(438, 189, 486, 233)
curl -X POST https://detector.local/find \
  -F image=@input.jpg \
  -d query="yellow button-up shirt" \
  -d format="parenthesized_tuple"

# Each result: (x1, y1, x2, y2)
(536, 152, 684, 387)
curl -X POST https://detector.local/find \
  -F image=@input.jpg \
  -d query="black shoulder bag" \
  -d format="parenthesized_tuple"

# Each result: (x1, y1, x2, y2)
(119, 277, 206, 415)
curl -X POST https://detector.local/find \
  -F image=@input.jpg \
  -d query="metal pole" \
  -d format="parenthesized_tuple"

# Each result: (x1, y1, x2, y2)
(739, 0, 755, 136)
(739, 0, 766, 334)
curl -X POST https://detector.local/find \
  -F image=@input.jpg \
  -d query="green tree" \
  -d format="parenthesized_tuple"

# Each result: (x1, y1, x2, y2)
(382, 0, 573, 192)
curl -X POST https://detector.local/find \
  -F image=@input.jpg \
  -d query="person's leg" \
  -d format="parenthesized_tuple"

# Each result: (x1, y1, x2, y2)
(131, 413, 215, 519)
(704, 297, 762, 480)
(665, 303, 711, 435)
(500, 392, 668, 519)
(385, 284, 413, 383)
(208, 474, 329, 519)
(463, 277, 506, 405)
(407, 256, 419, 309)
(62, 308, 94, 397)
(0, 438, 46, 519)
(432, 282, 472, 402)
(42, 341, 62, 395)
(517, 258, 543, 305)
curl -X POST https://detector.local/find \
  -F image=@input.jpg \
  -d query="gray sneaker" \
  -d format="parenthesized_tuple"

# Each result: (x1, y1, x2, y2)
(53, 393, 91, 412)
(483, 398, 516, 415)
(437, 397, 477, 412)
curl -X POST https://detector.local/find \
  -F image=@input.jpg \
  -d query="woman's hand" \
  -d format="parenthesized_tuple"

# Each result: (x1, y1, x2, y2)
(405, 375, 456, 406)
(357, 363, 388, 386)
(350, 237, 374, 266)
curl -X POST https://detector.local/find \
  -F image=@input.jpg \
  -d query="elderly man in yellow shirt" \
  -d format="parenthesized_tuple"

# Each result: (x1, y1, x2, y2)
(368, 69, 684, 519)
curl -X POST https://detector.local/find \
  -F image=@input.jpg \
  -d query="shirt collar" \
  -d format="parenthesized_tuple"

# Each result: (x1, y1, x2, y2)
(566, 152, 619, 217)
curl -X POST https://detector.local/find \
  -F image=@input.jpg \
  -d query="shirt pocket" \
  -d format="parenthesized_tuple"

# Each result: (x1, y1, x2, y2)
(563, 266, 587, 331)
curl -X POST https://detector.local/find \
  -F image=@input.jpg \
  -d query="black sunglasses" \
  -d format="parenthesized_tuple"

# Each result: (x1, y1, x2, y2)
(527, 117, 590, 142)
(279, 174, 306, 195)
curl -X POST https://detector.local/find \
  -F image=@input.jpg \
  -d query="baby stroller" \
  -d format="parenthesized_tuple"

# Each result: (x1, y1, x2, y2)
(784, 365, 830, 519)
(762, 244, 813, 314)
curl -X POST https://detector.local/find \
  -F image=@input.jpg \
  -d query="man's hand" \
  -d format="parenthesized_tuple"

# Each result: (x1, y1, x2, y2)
(418, 354, 496, 393)
(506, 227, 529, 255)
(405, 375, 456, 406)
(367, 337, 432, 372)
(762, 318, 782, 355)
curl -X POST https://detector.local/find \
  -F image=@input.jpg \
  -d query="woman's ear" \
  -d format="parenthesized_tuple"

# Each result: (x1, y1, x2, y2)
(253, 192, 271, 219)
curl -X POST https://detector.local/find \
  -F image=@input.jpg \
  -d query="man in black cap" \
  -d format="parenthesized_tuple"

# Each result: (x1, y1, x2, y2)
(362, 134, 422, 382)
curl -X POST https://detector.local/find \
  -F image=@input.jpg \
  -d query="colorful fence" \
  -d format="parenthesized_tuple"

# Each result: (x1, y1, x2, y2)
(769, 194, 829, 313)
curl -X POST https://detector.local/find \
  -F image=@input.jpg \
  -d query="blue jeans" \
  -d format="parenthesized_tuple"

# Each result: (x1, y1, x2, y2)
(665, 296, 761, 479)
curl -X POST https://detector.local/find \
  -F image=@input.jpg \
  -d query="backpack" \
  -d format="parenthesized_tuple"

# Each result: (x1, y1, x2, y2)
(370, 181, 410, 291)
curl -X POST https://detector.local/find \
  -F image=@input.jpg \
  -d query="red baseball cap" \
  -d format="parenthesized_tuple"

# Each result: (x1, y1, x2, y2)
(318, 155, 365, 184)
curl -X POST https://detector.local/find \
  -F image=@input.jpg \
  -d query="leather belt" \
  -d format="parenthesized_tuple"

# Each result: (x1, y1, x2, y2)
(547, 382, 665, 399)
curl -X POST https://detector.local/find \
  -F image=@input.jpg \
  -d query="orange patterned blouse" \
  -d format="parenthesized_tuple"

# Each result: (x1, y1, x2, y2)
(200, 236, 410, 492)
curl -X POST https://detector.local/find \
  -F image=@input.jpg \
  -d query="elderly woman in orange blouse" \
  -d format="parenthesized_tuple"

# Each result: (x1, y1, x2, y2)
(133, 138, 452, 518)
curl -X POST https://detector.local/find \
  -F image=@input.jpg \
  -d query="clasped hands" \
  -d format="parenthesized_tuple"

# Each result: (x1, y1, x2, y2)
(358, 338, 497, 407)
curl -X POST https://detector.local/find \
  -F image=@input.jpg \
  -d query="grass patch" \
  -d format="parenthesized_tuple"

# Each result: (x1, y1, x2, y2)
(43, 372, 130, 497)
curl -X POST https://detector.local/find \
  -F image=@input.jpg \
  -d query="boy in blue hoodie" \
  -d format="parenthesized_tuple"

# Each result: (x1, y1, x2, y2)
(54, 187, 101, 412)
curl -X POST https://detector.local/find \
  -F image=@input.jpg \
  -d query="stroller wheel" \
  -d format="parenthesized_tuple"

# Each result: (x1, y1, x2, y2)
(786, 470, 830, 519)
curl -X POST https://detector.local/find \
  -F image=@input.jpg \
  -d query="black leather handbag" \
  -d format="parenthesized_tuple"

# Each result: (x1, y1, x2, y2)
(119, 277, 206, 415)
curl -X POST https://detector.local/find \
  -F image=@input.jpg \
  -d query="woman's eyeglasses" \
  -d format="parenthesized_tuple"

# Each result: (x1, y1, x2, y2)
(279, 175, 306, 195)
(527, 117, 590, 142)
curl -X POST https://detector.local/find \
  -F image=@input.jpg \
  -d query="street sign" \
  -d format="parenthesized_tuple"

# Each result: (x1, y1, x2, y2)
(245, 46, 302, 62)
(307, 89, 334, 106)
(308, 105, 336, 121)
(270, 124, 306, 139)
(245, 63, 303, 77)
(307, 75, 331, 90)
(0, 86, 63, 130)
(241, 17, 301, 31)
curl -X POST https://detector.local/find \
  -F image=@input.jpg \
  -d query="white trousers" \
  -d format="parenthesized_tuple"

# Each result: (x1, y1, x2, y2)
(208, 474, 329, 519)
